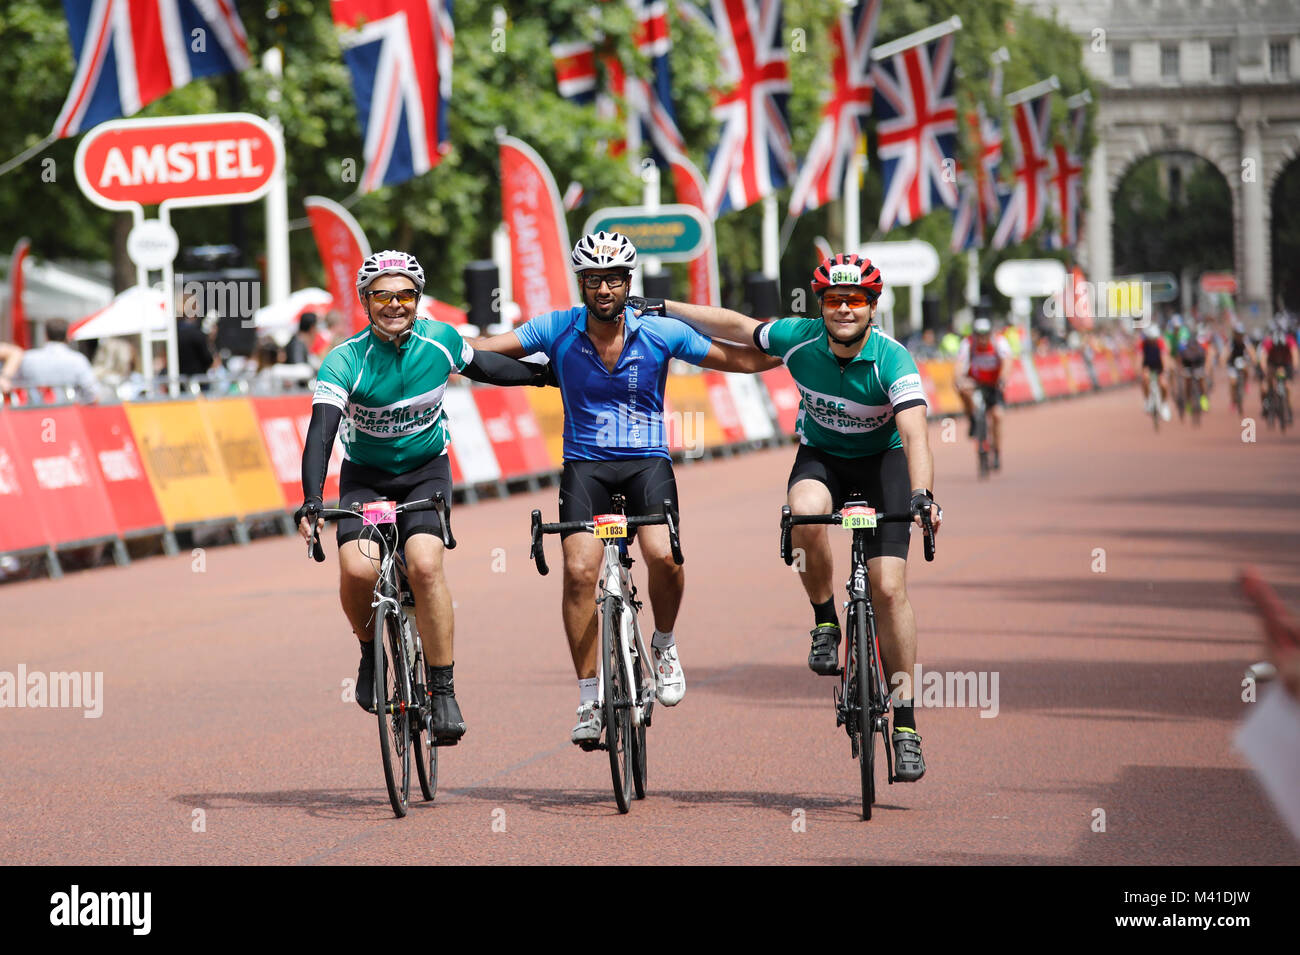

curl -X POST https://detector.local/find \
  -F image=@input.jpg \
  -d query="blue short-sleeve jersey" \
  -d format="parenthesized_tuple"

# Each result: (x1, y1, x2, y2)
(514, 305, 713, 461)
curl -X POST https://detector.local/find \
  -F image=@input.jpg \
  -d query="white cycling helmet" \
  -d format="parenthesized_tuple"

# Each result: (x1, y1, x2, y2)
(973, 317, 993, 335)
(356, 250, 425, 305)
(571, 231, 638, 273)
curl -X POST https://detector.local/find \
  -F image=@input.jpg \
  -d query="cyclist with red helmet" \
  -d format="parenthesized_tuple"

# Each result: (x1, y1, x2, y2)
(955, 318, 1013, 470)
(657, 253, 942, 782)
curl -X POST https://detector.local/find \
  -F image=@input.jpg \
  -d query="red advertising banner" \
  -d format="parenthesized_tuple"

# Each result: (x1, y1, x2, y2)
(1065, 351, 1093, 394)
(6, 407, 118, 545)
(1114, 347, 1138, 382)
(78, 405, 165, 534)
(668, 153, 721, 306)
(1003, 358, 1035, 405)
(251, 396, 310, 506)
(471, 388, 553, 478)
(703, 371, 746, 444)
(761, 365, 802, 434)
(500, 135, 577, 320)
(0, 410, 48, 552)
(75, 114, 281, 210)
(304, 196, 371, 336)
(7, 237, 30, 349)
(1091, 349, 1119, 388)
(1035, 354, 1070, 398)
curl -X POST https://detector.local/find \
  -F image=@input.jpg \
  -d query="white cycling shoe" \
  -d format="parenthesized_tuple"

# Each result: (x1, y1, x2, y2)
(653, 644, 686, 706)
(571, 702, 603, 745)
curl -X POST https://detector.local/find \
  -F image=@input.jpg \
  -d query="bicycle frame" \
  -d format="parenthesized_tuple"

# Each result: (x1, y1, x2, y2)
(594, 539, 653, 726)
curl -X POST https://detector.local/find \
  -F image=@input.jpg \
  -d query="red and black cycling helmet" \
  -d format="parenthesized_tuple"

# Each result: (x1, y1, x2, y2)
(810, 253, 883, 300)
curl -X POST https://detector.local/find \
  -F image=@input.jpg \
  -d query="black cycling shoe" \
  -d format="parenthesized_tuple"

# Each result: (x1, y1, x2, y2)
(355, 642, 375, 712)
(427, 666, 466, 743)
(808, 624, 842, 676)
(891, 728, 926, 781)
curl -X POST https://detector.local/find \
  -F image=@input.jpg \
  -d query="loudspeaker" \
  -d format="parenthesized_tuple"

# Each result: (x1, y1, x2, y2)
(922, 296, 941, 332)
(643, 272, 672, 300)
(464, 260, 499, 329)
(175, 268, 260, 357)
(745, 272, 781, 319)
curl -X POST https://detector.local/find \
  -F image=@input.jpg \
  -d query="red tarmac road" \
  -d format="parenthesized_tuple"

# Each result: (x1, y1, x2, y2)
(2, 384, 1298, 865)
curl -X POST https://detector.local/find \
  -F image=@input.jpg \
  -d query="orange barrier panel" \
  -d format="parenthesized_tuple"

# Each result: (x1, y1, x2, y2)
(522, 386, 566, 468)
(665, 373, 723, 453)
(919, 360, 965, 415)
(79, 405, 166, 535)
(124, 400, 240, 527)
(198, 397, 289, 515)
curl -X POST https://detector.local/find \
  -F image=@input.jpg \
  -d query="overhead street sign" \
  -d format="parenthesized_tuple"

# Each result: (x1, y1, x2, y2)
(858, 240, 940, 286)
(994, 259, 1068, 298)
(582, 205, 711, 262)
(1199, 272, 1237, 295)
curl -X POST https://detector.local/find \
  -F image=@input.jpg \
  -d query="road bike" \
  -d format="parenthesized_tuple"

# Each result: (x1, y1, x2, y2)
(1182, 366, 1207, 426)
(1261, 367, 1292, 433)
(1228, 357, 1248, 418)
(1143, 367, 1163, 431)
(970, 384, 999, 478)
(780, 501, 936, 820)
(529, 496, 682, 813)
(308, 494, 456, 817)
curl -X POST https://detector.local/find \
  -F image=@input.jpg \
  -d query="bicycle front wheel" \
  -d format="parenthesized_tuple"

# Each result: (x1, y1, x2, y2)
(851, 606, 877, 820)
(602, 597, 633, 813)
(375, 608, 411, 818)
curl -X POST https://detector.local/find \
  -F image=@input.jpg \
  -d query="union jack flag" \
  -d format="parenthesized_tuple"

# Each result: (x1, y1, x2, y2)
(549, 3, 684, 170)
(871, 33, 959, 233)
(1047, 98, 1087, 249)
(991, 89, 1054, 249)
(950, 67, 1006, 251)
(54, 0, 250, 139)
(333, 0, 454, 193)
(787, 0, 880, 218)
(700, 0, 795, 217)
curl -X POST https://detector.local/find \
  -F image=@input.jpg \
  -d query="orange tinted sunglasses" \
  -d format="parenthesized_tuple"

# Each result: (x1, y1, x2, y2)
(822, 292, 872, 308)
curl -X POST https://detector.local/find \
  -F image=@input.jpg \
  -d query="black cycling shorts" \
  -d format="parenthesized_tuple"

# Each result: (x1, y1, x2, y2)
(976, 382, 1005, 408)
(786, 444, 912, 560)
(336, 454, 451, 546)
(558, 457, 679, 540)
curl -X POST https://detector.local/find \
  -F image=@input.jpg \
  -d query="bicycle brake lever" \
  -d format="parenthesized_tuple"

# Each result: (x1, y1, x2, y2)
(664, 500, 683, 565)
(780, 505, 793, 565)
(530, 510, 549, 576)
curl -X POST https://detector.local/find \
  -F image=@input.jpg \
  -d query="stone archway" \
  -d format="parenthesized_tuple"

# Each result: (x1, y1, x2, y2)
(1083, 89, 1300, 321)
(1271, 154, 1300, 312)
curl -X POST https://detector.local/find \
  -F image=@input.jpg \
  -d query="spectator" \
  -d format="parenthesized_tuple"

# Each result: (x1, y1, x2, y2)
(0, 319, 101, 402)
(285, 312, 320, 369)
(177, 307, 215, 379)
(92, 335, 138, 388)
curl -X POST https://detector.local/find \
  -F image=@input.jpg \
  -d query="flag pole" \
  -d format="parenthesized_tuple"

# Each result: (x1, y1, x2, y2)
(762, 195, 779, 279)
(262, 47, 291, 308)
(1006, 76, 1061, 106)
(871, 16, 962, 60)
(843, 133, 865, 252)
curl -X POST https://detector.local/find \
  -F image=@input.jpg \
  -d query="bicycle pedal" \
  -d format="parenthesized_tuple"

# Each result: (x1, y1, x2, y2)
(576, 739, 601, 752)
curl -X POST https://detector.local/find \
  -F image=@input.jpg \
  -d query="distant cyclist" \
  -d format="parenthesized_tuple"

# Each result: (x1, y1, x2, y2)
(1138, 324, 1171, 421)
(1260, 320, 1297, 419)
(955, 318, 1012, 470)
(1175, 323, 1208, 416)
(474, 231, 777, 746)
(294, 251, 552, 743)
(659, 253, 942, 782)
(1225, 325, 1256, 415)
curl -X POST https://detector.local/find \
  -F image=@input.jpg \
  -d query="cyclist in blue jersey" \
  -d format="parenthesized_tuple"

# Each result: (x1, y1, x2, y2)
(475, 231, 777, 744)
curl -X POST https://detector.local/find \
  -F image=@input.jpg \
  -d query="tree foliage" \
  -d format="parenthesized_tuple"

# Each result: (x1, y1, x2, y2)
(0, 0, 1096, 323)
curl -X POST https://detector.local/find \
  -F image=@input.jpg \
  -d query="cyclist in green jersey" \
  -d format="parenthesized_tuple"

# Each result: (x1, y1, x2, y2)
(294, 251, 552, 742)
(654, 253, 942, 781)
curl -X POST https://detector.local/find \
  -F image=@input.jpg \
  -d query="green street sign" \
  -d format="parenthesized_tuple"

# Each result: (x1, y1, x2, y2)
(582, 204, 711, 262)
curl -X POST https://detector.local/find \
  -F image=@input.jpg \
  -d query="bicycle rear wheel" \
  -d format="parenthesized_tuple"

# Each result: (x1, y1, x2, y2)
(851, 605, 876, 820)
(410, 632, 438, 802)
(375, 608, 411, 817)
(602, 597, 633, 813)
